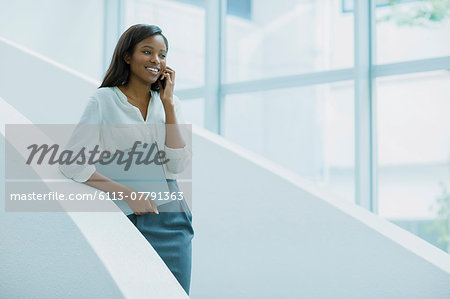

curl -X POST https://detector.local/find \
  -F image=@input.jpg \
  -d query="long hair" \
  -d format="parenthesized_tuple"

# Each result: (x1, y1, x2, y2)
(99, 24, 169, 92)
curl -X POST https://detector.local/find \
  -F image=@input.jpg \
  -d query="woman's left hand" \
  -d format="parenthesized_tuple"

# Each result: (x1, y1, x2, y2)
(159, 66, 175, 105)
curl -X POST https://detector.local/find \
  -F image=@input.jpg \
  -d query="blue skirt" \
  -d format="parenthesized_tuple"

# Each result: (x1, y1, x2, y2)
(126, 181, 194, 295)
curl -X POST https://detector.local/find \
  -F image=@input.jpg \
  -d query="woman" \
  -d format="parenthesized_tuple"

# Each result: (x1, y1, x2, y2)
(59, 24, 194, 295)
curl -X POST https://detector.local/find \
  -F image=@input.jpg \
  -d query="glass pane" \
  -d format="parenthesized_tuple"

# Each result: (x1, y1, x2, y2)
(224, 81, 355, 202)
(224, 0, 354, 83)
(375, 1, 450, 64)
(124, 0, 205, 88)
(181, 98, 204, 127)
(376, 70, 450, 252)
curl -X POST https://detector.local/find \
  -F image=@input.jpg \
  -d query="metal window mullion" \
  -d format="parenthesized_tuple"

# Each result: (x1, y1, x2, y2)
(204, 0, 224, 133)
(103, 0, 124, 75)
(201, 54, 450, 96)
(354, 0, 377, 212)
(221, 68, 354, 95)
(370, 0, 378, 214)
(373, 56, 450, 77)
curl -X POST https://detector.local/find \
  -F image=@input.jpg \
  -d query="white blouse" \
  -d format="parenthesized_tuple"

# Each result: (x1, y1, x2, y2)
(59, 86, 191, 183)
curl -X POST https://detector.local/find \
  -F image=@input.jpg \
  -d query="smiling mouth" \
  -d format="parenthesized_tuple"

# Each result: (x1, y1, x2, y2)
(145, 66, 160, 75)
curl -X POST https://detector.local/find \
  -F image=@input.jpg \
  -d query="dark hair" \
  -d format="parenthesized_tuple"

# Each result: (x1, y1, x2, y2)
(99, 24, 169, 92)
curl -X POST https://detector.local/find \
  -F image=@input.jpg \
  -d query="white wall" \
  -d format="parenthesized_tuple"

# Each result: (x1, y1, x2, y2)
(0, 168, 124, 297)
(0, 37, 99, 124)
(0, 0, 105, 80)
(190, 127, 450, 298)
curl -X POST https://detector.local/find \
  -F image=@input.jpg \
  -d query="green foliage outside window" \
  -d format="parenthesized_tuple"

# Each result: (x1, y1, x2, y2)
(426, 183, 450, 252)
(378, 0, 450, 26)
(379, 0, 450, 253)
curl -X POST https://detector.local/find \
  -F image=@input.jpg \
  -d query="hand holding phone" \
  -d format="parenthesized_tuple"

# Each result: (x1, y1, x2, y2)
(157, 73, 167, 91)
(158, 66, 175, 104)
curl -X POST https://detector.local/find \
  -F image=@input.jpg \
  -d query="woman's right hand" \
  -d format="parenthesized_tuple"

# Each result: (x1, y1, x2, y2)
(83, 171, 159, 216)
(126, 196, 159, 215)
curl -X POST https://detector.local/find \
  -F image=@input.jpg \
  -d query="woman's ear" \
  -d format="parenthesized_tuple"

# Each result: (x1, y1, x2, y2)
(123, 52, 131, 64)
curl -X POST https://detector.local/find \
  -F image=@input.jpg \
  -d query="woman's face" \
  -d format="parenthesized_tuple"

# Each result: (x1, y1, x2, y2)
(124, 34, 167, 85)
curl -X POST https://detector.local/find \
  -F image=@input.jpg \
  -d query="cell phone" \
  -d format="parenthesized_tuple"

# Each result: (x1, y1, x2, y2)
(157, 73, 166, 91)
(151, 72, 167, 92)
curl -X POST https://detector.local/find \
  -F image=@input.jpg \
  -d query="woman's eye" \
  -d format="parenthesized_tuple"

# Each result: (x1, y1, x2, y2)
(160, 54, 166, 58)
(143, 51, 151, 54)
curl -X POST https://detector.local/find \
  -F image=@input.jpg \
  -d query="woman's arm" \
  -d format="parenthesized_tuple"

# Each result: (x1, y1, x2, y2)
(158, 66, 191, 176)
(84, 171, 159, 215)
(163, 99, 186, 149)
(159, 66, 186, 150)
(160, 96, 191, 175)
(59, 96, 158, 215)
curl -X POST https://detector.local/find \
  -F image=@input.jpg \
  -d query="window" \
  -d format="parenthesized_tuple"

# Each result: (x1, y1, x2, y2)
(121, 0, 450, 252)
(224, 0, 354, 83)
(376, 70, 450, 251)
(375, 0, 450, 63)
(171, 0, 251, 19)
(224, 81, 355, 202)
(181, 98, 205, 127)
(125, 0, 205, 89)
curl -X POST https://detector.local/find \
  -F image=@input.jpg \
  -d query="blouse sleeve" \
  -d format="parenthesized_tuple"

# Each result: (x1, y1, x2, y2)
(58, 97, 101, 182)
(163, 95, 191, 176)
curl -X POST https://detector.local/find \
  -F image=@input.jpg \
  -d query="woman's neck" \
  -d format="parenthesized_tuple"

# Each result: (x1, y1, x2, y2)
(120, 79, 151, 105)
